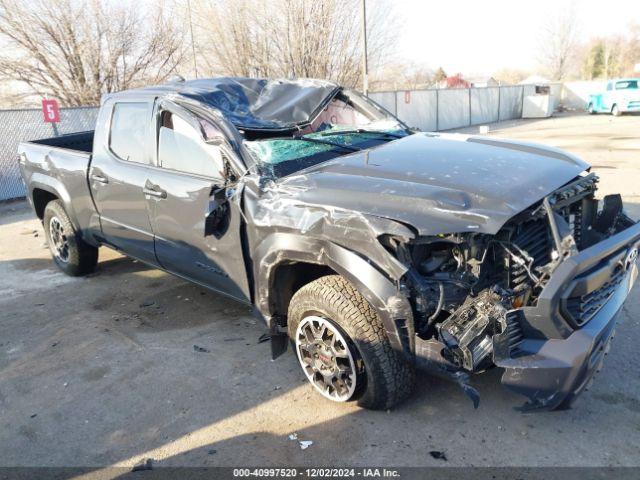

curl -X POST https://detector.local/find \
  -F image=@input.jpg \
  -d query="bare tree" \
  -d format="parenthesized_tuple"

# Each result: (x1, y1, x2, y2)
(370, 62, 434, 91)
(493, 68, 529, 85)
(537, 3, 580, 80)
(619, 22, 640, 76)
(190, 0, 396, 88)
(0, 0, 187, 106)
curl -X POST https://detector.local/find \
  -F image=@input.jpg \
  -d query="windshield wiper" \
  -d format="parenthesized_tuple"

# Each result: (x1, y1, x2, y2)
(294, 136, 362, 152)
(317, 129, 408, 139)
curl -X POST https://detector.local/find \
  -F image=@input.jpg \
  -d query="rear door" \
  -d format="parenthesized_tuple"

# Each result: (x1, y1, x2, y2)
(143, 100, 250, 301)
(89, 99, 158, 265)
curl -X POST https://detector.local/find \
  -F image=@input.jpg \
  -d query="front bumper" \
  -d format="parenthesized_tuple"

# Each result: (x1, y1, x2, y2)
(494, 221, 640, 410)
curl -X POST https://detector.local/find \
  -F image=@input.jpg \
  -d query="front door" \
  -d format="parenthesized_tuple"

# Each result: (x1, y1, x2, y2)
(144, 102, 250, 301)
(89, 99, 158, 265)
(602, 82, 614, 111)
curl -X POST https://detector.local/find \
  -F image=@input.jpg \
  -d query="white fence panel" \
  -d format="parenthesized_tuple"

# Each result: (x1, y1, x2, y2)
(438, 88, 470, 130)
(498, 86, 523, 120)
(395, 90, 438, 131)
(369, 91, 396, 116)
(470, 87, 499, 124)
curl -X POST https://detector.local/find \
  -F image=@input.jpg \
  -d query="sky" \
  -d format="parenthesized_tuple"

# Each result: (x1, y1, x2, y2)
(390, 0, 640, 75)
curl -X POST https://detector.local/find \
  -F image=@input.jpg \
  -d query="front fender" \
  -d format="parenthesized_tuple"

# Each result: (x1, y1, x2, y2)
(253, 232, 415, 357)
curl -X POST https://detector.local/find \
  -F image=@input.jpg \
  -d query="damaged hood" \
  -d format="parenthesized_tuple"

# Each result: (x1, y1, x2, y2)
(271, 133, 589, 235)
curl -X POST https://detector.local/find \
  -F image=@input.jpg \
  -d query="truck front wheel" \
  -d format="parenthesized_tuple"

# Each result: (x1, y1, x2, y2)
(43, 200, 98, 276)
(287, 275, 414, 410)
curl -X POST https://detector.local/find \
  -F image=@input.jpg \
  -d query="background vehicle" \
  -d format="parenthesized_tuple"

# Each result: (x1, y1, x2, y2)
(587, 78, 640, 115)
(18, 77, 640, 411)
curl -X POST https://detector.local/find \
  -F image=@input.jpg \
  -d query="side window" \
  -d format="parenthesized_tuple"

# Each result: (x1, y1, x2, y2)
(606, 82, 613, 91)
(109, 103, 149, 163)
(158, 111, 224, 178)
(615, 81, 637, 90)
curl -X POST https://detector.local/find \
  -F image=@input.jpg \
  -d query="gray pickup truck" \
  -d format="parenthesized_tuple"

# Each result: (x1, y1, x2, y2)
(19, 77, 640, 411)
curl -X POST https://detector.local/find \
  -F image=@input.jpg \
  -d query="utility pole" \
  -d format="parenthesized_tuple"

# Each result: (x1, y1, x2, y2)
(361, 0, 369, 96)
(187, 0, 198, 78)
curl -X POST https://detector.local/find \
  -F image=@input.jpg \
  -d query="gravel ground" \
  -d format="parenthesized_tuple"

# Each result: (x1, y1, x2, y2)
(0, 112, 639, 469)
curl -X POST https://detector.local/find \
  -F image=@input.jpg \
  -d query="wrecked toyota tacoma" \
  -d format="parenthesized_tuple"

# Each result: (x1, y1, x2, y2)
(18, 78, 640, 410)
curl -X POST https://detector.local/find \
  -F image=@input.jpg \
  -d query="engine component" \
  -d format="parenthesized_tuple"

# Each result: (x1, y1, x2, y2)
(438, 288, 511, 371)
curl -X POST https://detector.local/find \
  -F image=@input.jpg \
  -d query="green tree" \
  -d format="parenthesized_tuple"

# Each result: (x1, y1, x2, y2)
(582, 38, 624, 79)
(582, 41, 604, 79)
(432, 67, 447, 85)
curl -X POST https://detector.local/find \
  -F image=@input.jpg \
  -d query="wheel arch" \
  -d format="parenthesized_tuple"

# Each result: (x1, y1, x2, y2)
(253, 232, 415, 357)
(29, 175, 76, 226)
(32, 187, 59, 219)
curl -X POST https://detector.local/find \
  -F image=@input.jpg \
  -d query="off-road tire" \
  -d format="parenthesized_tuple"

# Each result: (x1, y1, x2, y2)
(43, 200, 98, 276)
(288, 275, 414, 410)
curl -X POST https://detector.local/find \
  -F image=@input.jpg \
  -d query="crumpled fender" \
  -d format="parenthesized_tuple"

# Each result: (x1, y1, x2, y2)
(253, 232, 415, 357)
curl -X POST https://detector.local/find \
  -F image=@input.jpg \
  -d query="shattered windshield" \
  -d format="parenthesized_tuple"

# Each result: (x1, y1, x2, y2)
(244, 90, 410, 177)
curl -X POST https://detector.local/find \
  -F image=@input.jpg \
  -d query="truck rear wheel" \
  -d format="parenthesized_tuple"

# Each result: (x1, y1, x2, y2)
(287, 275, 414, 410)
(43, 200, 98, 276)
(611, 104, 621, 116)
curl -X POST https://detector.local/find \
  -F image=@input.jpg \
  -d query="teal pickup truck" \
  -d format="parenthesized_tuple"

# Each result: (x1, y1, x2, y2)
(588, 78, 640, 116)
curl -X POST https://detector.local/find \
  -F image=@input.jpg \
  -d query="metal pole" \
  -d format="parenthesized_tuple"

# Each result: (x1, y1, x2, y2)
(435, 89, 439, 131)
(361, 0, 369, 96)
(468, 87, 472, 126)
(394, 91, 398, 117)
(187, 0, 198, 78)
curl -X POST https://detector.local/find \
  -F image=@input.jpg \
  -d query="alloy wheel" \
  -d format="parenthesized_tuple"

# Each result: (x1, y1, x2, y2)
(48, 216, 69, 263)
(295, 315, 358, 402)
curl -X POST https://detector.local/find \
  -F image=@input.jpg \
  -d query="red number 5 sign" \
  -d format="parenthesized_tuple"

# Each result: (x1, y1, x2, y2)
(42, 99, 60, 123)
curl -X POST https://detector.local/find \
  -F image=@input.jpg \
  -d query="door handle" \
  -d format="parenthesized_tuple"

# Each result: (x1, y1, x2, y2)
(91, 173, 108, 184)
(143, 185, 167, 199)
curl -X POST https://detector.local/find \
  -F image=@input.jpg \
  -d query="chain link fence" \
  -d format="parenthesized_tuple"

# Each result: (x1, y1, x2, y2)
(0, 106, 99, 201)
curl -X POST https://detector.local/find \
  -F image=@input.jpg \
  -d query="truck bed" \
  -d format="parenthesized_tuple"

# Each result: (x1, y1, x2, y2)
(18, 130, 98, 238)
(29, 131, 95, 154)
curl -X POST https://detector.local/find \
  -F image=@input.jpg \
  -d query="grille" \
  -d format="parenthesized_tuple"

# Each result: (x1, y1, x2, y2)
(504, 311, 524, 354)
(565, 267, 625, 327)
(509, 219, 552, 293)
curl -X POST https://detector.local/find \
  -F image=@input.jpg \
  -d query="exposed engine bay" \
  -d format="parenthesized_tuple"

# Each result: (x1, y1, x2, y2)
(389, 173, 635, 375)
